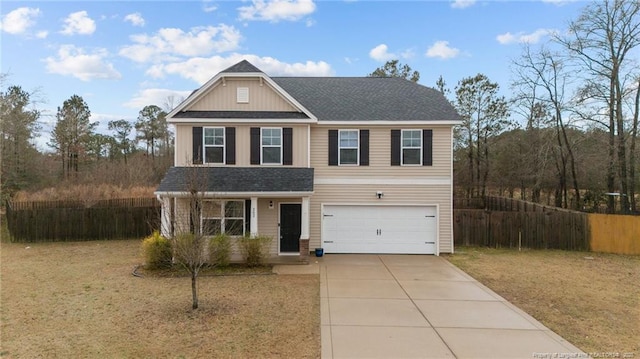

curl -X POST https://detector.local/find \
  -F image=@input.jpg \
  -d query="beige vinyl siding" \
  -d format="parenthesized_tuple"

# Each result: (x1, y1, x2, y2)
(187, 78, 297, 112)
(174, 123, 309, 167)
(309, 184, 453, 254)
(310, 125, 453, 178)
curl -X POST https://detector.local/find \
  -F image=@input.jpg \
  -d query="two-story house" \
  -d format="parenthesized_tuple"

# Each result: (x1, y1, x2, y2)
(155, 60, 461, 260)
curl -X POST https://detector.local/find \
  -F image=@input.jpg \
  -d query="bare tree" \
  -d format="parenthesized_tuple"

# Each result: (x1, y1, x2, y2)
(511, 44, 583, 209)
(455, 74, 510, 200)
(556, 0, 640, 213)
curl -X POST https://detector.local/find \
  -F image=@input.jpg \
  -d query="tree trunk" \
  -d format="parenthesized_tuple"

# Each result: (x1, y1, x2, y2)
(629, 79, 640, 212)
(607, 79, 617, 213)
(191, 271, 198, 310)
(615, 81, 629, 213)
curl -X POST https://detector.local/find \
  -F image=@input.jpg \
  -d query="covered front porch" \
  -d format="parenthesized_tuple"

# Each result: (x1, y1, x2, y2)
(155, 167, 315, 261)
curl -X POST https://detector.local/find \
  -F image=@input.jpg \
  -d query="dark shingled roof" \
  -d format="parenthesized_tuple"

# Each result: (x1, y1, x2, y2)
(173, 111, 309, 119)
(272, 77, 461, 122)
(156, 167, 314, 193)
(221, 60, 263, 73)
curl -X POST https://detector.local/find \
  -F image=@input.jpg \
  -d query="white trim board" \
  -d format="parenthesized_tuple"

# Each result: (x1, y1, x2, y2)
(314, 178, 451, 185)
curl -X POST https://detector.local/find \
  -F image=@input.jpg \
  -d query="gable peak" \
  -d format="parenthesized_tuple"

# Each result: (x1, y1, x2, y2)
(221, 60, 263, 74)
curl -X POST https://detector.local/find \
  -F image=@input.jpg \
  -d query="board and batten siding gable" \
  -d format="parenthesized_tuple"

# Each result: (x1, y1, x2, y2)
(186, 78, 298, 112)
(310, 126, 453, 178)
(174, 123, 309, 167)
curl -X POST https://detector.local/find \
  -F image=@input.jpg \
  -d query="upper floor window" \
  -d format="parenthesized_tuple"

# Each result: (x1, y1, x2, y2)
(204, 127, 224, 163)
(328, 129, 369, 166)
(391, 129, 432, 166)
(192, 127, 235, 165)
(261, 128, 282, 164)
(339, 130, 359, 165)
(402, 130, 422, 165)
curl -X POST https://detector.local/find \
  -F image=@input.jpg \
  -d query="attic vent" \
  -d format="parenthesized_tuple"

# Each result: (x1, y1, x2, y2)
(237, 87, 249, 103)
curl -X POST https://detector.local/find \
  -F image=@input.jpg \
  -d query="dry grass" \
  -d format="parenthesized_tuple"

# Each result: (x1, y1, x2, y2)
(12, 184, 156, 202)
(0, 240, 320, 358)
(446, 247, 640, 355)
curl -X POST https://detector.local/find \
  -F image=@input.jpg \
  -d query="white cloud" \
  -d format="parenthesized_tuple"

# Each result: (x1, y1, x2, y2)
(124, 13, 145, 27)
(44, 45, 121, 81)
(0, 7, 41, 35)
(369, 44, 396, 62)
(146, 54, 333, 84)
(36, 30, 48, 39)
(61, 11, 96, 35)
(496, 28, 554, 45)
(369, 44, 414, 62)
(425, 41, 460, 59)
(124, 88, 193, 109)
(238, 0, 316, 22)
(451, 0, 476, 9)
(119, 25, 242, 63)
(305, 18, 316, 27)
(202, 0, 218, 13)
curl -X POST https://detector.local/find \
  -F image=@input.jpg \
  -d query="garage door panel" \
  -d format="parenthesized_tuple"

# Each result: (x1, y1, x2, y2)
(322, 205, 436, 254)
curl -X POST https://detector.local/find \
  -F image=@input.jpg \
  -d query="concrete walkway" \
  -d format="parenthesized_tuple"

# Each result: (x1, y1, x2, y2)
(317, 254, 584, 359)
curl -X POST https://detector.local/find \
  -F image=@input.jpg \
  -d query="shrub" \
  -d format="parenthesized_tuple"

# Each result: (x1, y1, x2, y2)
(172, 232, 208, 266)
(239, 235, 272, 267)
(209, 233, 231, 267)
(141, 231, 172, 269)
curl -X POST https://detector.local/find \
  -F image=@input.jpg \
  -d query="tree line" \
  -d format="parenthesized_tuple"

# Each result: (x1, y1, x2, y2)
(0, 78, 177, 202)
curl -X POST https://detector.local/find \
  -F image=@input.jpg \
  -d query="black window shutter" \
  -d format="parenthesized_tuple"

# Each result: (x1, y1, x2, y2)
(423, 129, 433, 166)
(328, 130, 338, 166)
(245, 199, 251, 234)
(391, 129, 401, 166)
(250, 127, 260, 165)
(359, 130, 369, 166)
(283, 128, 293, 165)
(225, 127, 236, 165)
(192, 127, 203, 164)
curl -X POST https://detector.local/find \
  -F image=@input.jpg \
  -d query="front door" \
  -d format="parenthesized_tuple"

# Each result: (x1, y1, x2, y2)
(280, 203, 301, 253)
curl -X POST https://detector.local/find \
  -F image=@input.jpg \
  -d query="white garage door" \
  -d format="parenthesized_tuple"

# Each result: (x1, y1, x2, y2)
(322, 205, 437, 254)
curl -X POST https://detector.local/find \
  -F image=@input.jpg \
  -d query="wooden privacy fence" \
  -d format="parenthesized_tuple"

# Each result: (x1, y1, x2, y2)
(589, 213, 640, 255)
(5, 198, 160, 242)
(454, 210, 590, 251)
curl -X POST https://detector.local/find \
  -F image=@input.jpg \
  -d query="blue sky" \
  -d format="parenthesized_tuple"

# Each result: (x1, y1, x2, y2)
(1, 0, 586, 149)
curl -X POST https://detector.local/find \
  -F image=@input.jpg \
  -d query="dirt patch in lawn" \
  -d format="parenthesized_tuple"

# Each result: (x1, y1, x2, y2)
(446, 247, 639, 355)
(0, 240, 320, 358)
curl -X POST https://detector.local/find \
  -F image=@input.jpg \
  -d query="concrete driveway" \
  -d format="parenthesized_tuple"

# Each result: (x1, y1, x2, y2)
(317, 254, 584, 359)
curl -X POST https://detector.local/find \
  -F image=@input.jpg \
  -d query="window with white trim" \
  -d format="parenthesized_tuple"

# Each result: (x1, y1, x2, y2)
(201, 200, 244, 236)
(339, 130, 359, 165)
(261, 128, 282, 164)
(402, 129, 422, 165)
(203, 127, 224, 163)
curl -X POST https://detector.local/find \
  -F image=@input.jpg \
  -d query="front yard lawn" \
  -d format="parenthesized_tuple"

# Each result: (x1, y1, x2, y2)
(0, 239, 320, 358)
(446, 247, 639, 355)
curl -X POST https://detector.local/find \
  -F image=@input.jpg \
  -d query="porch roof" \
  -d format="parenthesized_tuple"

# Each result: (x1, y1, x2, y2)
(155, 166, 314, 196)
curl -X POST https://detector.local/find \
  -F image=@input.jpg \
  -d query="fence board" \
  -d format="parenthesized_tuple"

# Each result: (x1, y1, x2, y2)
(5, 198, 160, 242)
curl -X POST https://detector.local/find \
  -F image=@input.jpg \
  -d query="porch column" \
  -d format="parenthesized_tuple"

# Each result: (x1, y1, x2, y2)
(299, 196, 310, 260)
(159, 196, 171, 238)
(250, 197, 258, 236)
(301, 196, 310, 240)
